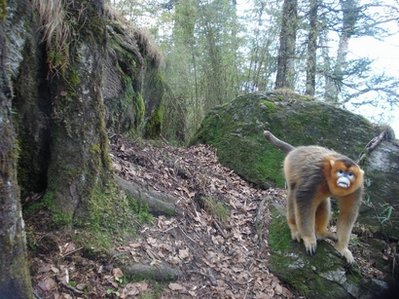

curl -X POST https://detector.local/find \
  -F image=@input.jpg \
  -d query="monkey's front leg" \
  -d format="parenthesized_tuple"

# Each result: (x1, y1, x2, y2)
(335, 197, 360, 264)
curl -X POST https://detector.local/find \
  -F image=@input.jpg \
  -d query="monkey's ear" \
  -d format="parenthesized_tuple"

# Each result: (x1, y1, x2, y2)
(360, 169, 364, 175)
(329, 159, 335, 167)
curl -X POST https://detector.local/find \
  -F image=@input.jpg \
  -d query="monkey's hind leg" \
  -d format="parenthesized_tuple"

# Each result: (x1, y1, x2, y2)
(315, 198, 337, 241)
(295, 197, 317, 255)
(286, 189, 300, 242)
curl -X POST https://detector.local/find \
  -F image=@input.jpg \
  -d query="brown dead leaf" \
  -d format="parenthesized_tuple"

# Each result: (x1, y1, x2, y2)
(255, 292, 273, 299)
(112, 268, 123, 279)
(168, 282, 185, 291)
(128, 242, 142, 248)
(120, 282, 148, 298)
(38, 277, 57, 292)
(274, 284, 283, 294)
(147, 237, 157, 246)
(178, 248, 190, 259)
(37, 263, 52, 273)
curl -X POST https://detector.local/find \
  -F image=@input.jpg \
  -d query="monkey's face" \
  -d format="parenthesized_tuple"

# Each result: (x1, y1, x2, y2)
(336, 169, 354, 188)
(328, 159, 364, 196)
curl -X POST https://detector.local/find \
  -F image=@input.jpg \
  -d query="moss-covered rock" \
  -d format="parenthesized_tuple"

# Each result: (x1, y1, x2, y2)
(9, 0, 166, 221)
(191, 92, 379, 188)
(45, 2, 112, 224)
(193, 91, 399, 254)
(103, 20, 164, 139)
(1, 0, 34, 297)
(268, 204, 388, 298)
(360, 136, 399, 239)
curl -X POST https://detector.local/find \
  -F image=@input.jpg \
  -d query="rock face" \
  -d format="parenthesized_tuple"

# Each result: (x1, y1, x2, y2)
(0, 0, 33, 296)
(104, 21, 164, 138)
(6, 0, 164, 209)
(359, 135, 399, 238)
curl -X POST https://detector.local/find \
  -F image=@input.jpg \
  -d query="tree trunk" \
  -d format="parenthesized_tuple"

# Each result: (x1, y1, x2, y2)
(275, 0, 298, 90)
(305, 0, 319, 96)
(324, 0, 359, 104)
(0, 11, 33, 298)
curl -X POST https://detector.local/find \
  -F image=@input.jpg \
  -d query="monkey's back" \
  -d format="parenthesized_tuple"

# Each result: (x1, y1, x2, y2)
(284, 146, 340, 185)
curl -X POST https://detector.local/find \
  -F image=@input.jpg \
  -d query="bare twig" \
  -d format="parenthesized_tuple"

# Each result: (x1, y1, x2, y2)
(61, 246, 83, 258)
(60, 282, 84, 295)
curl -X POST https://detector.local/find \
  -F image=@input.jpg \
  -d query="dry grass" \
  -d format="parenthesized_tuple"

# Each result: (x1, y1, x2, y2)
(104, 3, 163, 67)
(134, 28, 163, 67)
(32, 0, 71, 72)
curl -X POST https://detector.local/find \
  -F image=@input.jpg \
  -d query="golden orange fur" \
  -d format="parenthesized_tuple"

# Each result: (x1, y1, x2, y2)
(264, 131, 364, 264)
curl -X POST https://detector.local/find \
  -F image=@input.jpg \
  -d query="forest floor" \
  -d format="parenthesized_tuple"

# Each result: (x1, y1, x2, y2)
(27, 138, 392, 299)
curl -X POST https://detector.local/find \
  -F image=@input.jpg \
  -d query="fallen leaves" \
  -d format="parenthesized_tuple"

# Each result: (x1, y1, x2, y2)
(108, 139, 292, 298)
(120, 282, 148, 298)
(38, 277, 57, 292)
(31, 139, 292, 298)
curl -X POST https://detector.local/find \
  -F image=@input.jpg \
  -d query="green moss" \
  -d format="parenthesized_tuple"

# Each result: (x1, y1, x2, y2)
(128, 127, 139, 141)
(268, 205, 363, 298)
(42, 191, 74, 226)
(0, 0, 6, 21)
(144, 105, 164, 138)
(260, 100, 277, 113)
(268, 207, 292, 251)
(127, 195, 154, 224)
(90, 143, 101, 155)
(106, 72, 148, 138)
(68, 69, 81, 87)
(135, 93, 145, 127)
(47, 49, 68, 72)
(192, 107, 285, 187)
(72, 184, 153, 251)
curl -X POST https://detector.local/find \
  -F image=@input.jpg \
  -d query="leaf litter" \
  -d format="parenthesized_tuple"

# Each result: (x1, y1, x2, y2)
(29, 138, 295, 298)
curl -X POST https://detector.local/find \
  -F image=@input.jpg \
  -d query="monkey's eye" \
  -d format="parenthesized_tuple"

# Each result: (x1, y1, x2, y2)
(337, 170, 344, 177)
(348, 172, 354, 178)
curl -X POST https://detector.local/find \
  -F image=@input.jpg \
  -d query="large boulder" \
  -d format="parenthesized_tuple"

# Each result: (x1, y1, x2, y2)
(192, 91, 380, 188)
(192, 92, 399, 239)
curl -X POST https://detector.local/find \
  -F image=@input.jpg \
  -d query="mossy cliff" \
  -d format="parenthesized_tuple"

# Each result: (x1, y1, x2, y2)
(191, 92, 379, 188)
(6, 0, 165, 226)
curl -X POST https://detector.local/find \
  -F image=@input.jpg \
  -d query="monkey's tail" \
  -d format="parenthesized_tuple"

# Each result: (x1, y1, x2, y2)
(263, 130, 294, 154)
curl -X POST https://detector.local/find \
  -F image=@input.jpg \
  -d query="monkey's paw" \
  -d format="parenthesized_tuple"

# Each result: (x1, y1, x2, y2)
(316, 231, 337, 241)
(336, 246, 355, 264)
(303, 236, 317, 255)
(290, 230, 301, 242)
